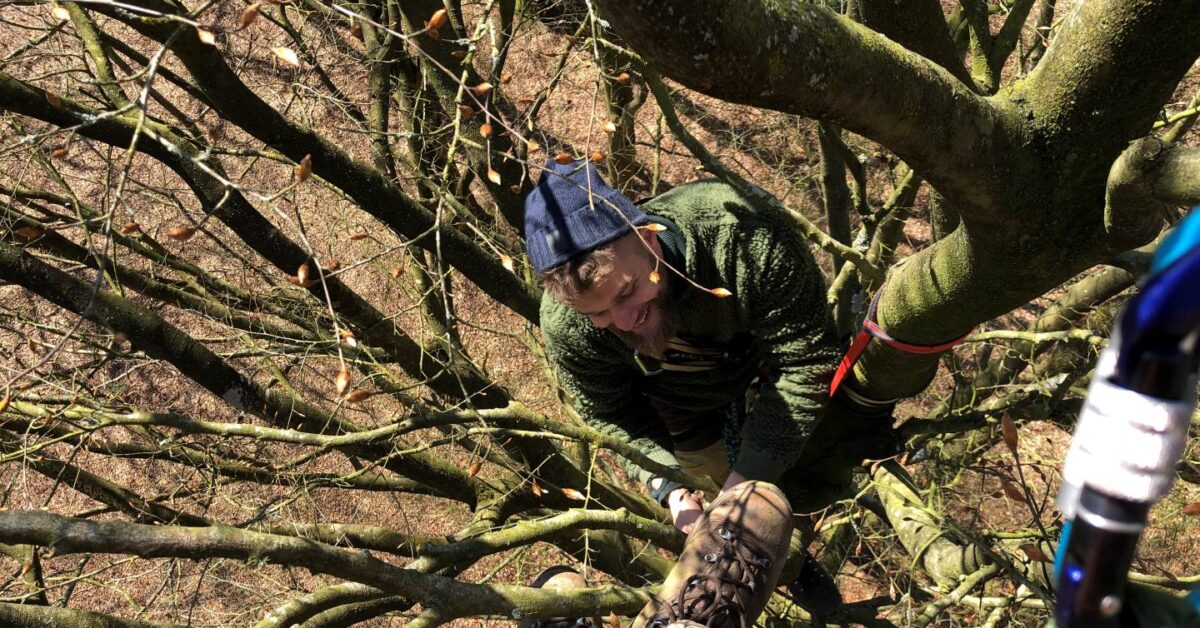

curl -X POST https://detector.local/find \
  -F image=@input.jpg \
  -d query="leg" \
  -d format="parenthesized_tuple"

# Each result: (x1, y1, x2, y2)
(648, 399, 731, 495)
(776, 388, 900, 615)
(672, 439, 730, 496)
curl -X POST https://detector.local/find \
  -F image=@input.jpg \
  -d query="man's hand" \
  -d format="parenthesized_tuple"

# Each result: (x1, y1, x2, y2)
(666, 487, 704, 534)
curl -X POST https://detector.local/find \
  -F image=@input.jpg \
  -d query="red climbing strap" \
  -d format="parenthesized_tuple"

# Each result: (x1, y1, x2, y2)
(829, 287, 975, 396)
(829, 328, 873, 397)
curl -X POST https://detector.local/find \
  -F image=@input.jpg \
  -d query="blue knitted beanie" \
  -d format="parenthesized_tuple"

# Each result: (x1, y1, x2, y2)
(524, 159, 648, 272)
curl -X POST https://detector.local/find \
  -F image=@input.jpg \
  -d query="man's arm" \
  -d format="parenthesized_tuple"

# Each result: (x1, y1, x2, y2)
(541, 304, 683, 502)
(728, 223, 843, 483)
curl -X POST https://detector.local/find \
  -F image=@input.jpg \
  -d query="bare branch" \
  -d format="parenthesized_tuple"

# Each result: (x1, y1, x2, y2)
(0, 511, 651, 620)
(0, 602, 179, 628)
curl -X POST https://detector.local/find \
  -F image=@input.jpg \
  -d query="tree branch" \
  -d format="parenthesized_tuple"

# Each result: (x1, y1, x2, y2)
(1105, 138, 1200, 249)
(0, 240, 486, 505)
(988, 0, 1036, 81)
(592, 0, 1011, 219)
(0, 511, 651, 621)
(1021, 0, 1200, 160)
(87, 0, 541, 321)
(852, 0, 974, 88)
(911, 562, 1001, 628)
(419, 507, 681, 571)
(254, 582, 391, 628)
(0, 70, 506, 406)
(0, 602, 178, 628)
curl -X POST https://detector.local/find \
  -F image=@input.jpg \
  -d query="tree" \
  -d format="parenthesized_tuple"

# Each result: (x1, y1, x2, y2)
(0, 0, 1196, 626)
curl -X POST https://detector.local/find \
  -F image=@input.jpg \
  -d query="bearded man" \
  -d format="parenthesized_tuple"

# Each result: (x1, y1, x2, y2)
(526, 159, 896, 624)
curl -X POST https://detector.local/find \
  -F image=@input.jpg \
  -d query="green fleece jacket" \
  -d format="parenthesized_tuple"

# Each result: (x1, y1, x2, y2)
(540, 181, 841, 491)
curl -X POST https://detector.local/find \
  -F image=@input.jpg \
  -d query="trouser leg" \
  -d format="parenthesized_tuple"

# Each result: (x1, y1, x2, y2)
(779, 387, 899, 513)
(673, 439, 731, 498)
(649, 398, 730, 494)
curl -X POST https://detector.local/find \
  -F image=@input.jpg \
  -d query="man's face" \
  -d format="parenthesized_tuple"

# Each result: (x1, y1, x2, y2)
(571, 231, 676, 356)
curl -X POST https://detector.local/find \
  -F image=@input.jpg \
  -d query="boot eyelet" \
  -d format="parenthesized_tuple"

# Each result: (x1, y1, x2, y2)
(718, 527, 733, 541)
(704, 552, 718, 563)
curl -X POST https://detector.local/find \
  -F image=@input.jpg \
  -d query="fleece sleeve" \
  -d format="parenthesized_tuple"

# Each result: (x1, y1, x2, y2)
(541, 309, 681, 499)
(730, 227, 842, 482)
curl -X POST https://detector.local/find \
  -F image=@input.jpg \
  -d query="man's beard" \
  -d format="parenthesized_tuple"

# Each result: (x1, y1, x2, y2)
(609, 278, 678, 357)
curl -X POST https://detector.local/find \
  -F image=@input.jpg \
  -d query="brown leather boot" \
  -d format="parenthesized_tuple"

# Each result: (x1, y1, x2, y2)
(633, 481, 793, 628)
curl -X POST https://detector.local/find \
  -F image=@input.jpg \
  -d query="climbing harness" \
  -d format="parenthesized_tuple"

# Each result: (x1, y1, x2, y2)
(633, 333, 757, 376)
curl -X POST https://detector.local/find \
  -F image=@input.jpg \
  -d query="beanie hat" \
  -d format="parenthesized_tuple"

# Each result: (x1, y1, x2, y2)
(524, 159, 648, 272)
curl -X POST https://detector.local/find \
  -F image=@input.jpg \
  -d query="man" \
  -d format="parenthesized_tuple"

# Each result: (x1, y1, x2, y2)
(527, 159, 892, 624)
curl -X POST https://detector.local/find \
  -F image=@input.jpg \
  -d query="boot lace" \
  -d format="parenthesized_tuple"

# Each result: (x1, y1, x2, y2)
(647, 525, 774, 628)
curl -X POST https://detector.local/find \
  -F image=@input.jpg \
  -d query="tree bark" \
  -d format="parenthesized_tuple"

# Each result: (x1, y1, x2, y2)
(0, 511, 651, 621)
(0, 602, 179, 628)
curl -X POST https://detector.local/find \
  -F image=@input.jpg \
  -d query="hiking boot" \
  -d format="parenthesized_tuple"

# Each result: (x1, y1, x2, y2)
(785, 551, 843, 616)
(517, 566, 598, 628)
(633, 480, 793, 628)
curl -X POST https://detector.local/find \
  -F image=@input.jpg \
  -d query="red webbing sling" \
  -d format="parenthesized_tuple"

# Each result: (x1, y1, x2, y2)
(829, 287, 975, 397)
